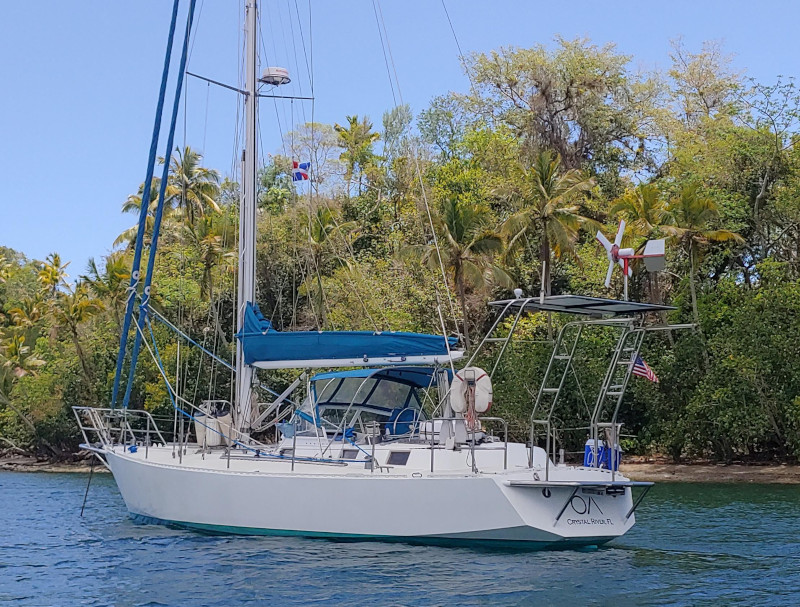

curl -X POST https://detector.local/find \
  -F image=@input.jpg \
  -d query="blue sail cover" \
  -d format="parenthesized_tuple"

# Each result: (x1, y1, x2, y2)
(237, 303, 459, 367)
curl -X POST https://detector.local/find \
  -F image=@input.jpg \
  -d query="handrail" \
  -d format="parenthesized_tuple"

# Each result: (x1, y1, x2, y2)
(73, 407, 168, 452)
(423, 416, 509, 473)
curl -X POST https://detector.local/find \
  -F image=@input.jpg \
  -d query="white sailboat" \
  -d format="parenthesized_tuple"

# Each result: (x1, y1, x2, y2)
(75, 0, 688, 548)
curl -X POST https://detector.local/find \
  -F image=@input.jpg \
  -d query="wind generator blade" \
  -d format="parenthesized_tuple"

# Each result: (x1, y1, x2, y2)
(605, 261, 615, 287)
(614, 220, 626, 246)
(596, 230, 612, 252)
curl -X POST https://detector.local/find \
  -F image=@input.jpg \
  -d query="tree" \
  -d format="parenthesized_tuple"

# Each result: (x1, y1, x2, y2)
(465, 37, 661, 173)
(51, 283, 104, 386)
(668, 38, 741, 127)
(611, 183, 668, 238)
(115, 147, 221, 246)
(283, 123, 342, 195)
(7, 295, 44, 330)
(114, 181, 163, 249)
(418, 95, 472, 159)
(302, 206, 356, 328)
(166, 146, 221, 225)
(37, 253, 69, 297)
(82, 253, 130, 328)
(610, 183, 669, 303)
(334, 115, 380, 196)
(0, 332, 47, 450)
(501, 150, 596, 296)
(662, 184, 744, 327)
(402, 197, 511, 348)
(258, 157, 293, 213)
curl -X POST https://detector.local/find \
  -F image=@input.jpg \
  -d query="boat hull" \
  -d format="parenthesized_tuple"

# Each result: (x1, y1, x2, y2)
(105, 449, 637, 548)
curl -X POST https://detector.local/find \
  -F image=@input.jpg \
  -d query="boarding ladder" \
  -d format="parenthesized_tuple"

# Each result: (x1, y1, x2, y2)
(529, 321, 584, 467)
(589, 324, 645, 478)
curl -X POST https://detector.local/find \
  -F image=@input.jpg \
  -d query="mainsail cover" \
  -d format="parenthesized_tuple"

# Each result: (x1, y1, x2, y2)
(237, 303, 459, 367)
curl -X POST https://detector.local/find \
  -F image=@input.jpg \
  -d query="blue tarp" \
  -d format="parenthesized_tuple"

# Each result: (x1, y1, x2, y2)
(236, 302, 458, 366)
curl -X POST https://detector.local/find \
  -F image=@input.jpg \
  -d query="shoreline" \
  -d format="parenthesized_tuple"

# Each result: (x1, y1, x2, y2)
(2, 456, 799, 482)
(621, 462, 800, 484)
(0, 455, 108, 474)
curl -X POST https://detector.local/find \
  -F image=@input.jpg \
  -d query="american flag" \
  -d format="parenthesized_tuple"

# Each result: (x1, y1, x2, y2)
(633, 355, 659, 383)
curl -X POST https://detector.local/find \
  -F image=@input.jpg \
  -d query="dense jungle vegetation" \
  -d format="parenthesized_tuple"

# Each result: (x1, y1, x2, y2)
(3, 39, 800, 462)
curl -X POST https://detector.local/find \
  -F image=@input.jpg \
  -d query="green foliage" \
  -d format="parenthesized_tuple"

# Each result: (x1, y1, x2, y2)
(6, 36, 800, 464)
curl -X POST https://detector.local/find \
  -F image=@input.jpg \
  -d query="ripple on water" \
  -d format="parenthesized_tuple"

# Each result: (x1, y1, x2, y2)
(1, 473, 799, 606)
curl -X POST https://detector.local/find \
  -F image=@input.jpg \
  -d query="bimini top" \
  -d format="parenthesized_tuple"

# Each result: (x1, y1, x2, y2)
(237, 303, 463, 369)
(310, 366, 451, 389)
(489, 295, 675, 317)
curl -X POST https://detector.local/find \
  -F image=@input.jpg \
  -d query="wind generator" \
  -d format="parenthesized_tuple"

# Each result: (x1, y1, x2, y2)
(597, 220, 665, 300)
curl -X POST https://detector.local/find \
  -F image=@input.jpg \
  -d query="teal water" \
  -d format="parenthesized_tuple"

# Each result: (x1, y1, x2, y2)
(1, 471, 799, 606)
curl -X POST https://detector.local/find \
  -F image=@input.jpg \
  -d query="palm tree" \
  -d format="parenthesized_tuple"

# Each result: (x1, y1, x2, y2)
(611, 183, 669, 303)
(82, 253, 131, 328)
(610, 183, 668, 239)
(114, 181, 164, 249)
(167, 146, 221, 225)
(303, 207, 356, 327)
(115, 147, 220, 247)
(0, 255, 11, 284)
(0, 332, 45, 437)
(501, 150, 596, 296)
(183, 216, 236, 345)
(51, 283, 104, 386)
(662, 184, 743, 327)
(334, 115, 380, 196)
(402, 197, 512, 349)
(7, 296, 44, 329)
(37, 253, 69, 298)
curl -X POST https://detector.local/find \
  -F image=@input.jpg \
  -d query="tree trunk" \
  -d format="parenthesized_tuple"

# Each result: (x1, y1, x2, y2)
(540, 230, 553, 340)
(0, 393, 61, 458)
(210, 300, 230, 348)
(688, 245, 710, 367)
(688, 247, 699, 328)
(207, 278, 229, 348)
(455, 265, 470, 350)
(539, 231, 551, 296)
(71, 328, 94, 388)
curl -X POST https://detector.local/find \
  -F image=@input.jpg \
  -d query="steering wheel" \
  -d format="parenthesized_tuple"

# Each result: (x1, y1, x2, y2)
(390, 408, 418, 436)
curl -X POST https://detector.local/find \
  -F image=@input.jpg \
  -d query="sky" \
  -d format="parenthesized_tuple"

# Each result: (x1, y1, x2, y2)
(1, 0, 798, 276)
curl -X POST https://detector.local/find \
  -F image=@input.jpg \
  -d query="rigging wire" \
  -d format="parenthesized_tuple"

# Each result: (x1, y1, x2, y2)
(371, 0, 397, 107)
(440, 0, 478, 93)
(371, 0, 461, 338)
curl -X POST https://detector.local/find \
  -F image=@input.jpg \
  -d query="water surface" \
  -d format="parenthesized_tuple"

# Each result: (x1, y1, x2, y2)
(1, 471, 798, 606)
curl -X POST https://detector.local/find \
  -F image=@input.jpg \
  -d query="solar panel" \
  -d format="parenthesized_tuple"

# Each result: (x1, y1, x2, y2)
(489, 295, 676, 317)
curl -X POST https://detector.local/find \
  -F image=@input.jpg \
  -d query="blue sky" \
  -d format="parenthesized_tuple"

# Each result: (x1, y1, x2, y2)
(1, 1, 798, 274)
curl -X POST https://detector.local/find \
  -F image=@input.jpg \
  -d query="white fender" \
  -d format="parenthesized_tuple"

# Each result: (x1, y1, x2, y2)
(450, 367, 493, 414)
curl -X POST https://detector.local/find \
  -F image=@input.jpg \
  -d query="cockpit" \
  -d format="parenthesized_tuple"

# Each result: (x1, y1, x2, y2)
(290, 367, 448, 440)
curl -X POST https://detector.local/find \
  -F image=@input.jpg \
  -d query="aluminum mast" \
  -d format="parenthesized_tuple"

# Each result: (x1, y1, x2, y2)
(235, 0, 258, 439)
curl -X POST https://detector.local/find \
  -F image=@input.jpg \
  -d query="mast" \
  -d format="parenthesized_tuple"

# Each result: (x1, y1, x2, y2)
(235, 0, 259, 439)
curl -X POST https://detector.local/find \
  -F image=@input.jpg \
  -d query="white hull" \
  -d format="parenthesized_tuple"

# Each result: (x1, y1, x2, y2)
(101, 445, 640, 547)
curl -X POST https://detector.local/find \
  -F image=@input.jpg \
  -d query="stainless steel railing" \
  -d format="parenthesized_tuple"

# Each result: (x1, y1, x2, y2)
(73, 407, 168, 457)
(421, 416, 508, 473)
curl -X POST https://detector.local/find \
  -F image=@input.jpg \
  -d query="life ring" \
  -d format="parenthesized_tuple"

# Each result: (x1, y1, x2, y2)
(450, 367, 492, 414)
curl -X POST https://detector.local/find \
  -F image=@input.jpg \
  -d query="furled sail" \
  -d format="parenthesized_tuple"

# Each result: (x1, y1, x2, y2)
(236, 303, 462, 369)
